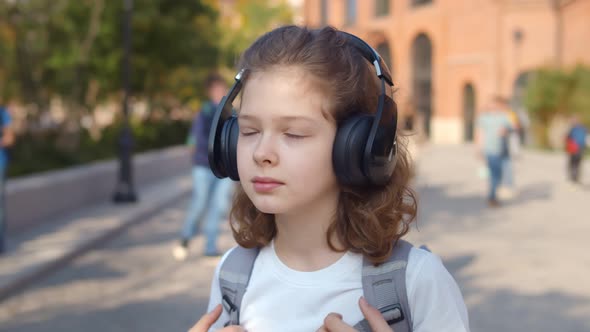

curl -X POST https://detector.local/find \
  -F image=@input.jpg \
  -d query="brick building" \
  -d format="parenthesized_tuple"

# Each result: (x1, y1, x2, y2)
(303, 0, 590, 143)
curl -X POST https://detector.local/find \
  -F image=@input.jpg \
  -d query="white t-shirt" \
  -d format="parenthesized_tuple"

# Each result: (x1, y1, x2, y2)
(207, 243, 470, 332)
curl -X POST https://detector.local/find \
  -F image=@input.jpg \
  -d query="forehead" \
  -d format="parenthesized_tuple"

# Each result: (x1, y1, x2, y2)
(239, 68, 333, 121)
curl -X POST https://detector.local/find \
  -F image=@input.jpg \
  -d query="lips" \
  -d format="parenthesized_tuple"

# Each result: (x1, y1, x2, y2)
(252, 176, 284, 193)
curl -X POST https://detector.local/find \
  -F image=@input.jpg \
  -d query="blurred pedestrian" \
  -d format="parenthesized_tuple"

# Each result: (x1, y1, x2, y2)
(172, 73, 234, 261)
(499, 99, 518, 199)
(565, 115, 588, 183)
(0, 104, 14, 254)
(476, 96, 512, 207)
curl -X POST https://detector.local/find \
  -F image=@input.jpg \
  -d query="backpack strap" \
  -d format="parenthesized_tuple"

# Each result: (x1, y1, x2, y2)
(353, 240, 413, 332)
(218, 246, 260, 327)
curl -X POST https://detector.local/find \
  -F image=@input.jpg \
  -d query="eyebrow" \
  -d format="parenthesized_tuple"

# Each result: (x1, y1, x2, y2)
(237, 114, 317, 123)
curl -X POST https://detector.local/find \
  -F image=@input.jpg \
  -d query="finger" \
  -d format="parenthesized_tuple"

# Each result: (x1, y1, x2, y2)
(323, 312, 355, 332)
(316, 326, 329, 332)
(359, 297, 394, 332)
(189, 304, 223, 332)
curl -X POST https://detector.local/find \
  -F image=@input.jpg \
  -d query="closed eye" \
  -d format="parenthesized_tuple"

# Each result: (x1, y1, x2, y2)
(285, 133, 306, 139)
(240, 131, 259, 136)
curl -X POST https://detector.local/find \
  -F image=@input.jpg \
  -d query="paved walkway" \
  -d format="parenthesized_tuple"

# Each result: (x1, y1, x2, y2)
(0, 144, 588, 332)
(406, 144, 590, 332)
(0, 174, 192, 301)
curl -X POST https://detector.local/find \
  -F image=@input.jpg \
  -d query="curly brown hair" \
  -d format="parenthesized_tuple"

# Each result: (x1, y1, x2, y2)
(229, 25, 417, 265)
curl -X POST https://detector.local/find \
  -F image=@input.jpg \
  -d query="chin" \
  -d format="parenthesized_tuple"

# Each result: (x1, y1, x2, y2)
(249, 196, 290, 215)
(252, 201, 284, 214)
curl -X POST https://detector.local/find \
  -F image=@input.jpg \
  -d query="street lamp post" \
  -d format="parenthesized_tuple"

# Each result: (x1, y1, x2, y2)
(113, 0, 137, 203)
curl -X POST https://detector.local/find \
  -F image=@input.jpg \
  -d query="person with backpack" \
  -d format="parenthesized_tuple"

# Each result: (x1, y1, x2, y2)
(0, 105, 14, 255)
(189, 26, 469, 332)
(565, 115, 588, 183)
(172, 73, 234, 261)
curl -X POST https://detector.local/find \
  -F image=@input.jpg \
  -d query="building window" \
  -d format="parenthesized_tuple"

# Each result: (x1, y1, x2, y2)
(375, 0, 390, 17)
(320, 0, 328, 25)
(411, 0, 432, 7)
(346, 0, 357, 25)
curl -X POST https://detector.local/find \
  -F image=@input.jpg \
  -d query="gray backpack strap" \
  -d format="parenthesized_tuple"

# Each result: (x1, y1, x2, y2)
(354, 240, 413, 332)
(218, 246, 260, 327)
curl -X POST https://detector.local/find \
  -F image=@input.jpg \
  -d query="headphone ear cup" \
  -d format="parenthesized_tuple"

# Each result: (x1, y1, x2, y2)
(332, 115, 372, 186)
(220, 116, 240, 181)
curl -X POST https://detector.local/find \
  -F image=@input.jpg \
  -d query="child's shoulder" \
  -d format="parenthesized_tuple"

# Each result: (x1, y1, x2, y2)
(406, 245, 460, 295)
(407, 245, 447, 276)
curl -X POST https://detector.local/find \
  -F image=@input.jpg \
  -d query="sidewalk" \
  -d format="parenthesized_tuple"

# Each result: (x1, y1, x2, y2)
(0, 173, 192, 302)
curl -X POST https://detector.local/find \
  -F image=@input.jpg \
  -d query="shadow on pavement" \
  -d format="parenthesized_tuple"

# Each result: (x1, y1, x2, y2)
(414, 182, 496, 233)
(414, 180, 554, 232)
(0, 292, 207, 332)
(443, 253, 590, 332)
(504, 181, 553, 206)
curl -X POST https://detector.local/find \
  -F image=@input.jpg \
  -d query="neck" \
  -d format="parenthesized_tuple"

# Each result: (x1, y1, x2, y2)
(273, 191, 344, 271)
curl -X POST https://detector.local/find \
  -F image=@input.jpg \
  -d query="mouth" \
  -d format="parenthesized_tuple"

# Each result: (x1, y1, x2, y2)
(251, 177, 284, 193)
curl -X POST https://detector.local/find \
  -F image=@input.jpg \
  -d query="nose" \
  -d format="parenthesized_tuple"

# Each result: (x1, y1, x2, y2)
(253, 134, 278, 167)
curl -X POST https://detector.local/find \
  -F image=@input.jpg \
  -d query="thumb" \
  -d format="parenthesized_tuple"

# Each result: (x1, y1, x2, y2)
(189, 304, 223, 332)
(358, 297, 394, 332)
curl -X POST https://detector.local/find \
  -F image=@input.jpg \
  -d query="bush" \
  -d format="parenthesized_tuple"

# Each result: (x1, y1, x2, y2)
(7, 119, 190, 178)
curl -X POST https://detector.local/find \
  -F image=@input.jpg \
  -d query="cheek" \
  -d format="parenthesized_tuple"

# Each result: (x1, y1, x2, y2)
(236, 143, 254, 191)
(236, 139, 250, 173)
(287, 137, 336, 178)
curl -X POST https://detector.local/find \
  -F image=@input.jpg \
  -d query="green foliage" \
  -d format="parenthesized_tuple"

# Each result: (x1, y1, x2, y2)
(0, 0, 221, 113)
(568, 66, 590, 125)
(0, 0, 295, 108)
(130, 0, 222, 105)
(7, 120, 190, 178)
(218, 0, 293, 67)
(524, 65, 590, 147)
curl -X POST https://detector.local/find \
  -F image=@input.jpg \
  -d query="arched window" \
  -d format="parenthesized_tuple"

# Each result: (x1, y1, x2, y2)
(463, 83, 476, 142)
(412, 34, 433, 137)
(346, 0, 357, 25)
(376, 42, 393, 75)
(375, 0, 390, 17)
(412, 0, 433, 7)
(320, 0, 328, 25)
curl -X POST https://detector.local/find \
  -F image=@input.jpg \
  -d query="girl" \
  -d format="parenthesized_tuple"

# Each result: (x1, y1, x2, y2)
(191, 25, 469, 332)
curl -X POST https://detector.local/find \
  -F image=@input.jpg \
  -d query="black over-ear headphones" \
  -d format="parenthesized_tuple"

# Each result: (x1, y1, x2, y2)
(208, 31, 398, 186)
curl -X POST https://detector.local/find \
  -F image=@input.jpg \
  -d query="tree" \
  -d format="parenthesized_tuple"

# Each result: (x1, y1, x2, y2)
(0, 0, 222, 130)
(218, 0, 293, 68)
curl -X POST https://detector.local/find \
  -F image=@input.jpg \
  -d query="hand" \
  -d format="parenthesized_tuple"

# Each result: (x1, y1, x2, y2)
(316, 297, 394, 332)
(188, 304, 245, 332)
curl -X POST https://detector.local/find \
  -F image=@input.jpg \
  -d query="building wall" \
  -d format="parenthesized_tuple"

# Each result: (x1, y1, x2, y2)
(562, 0, 590, 65)
(303, 0, 590, 143)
